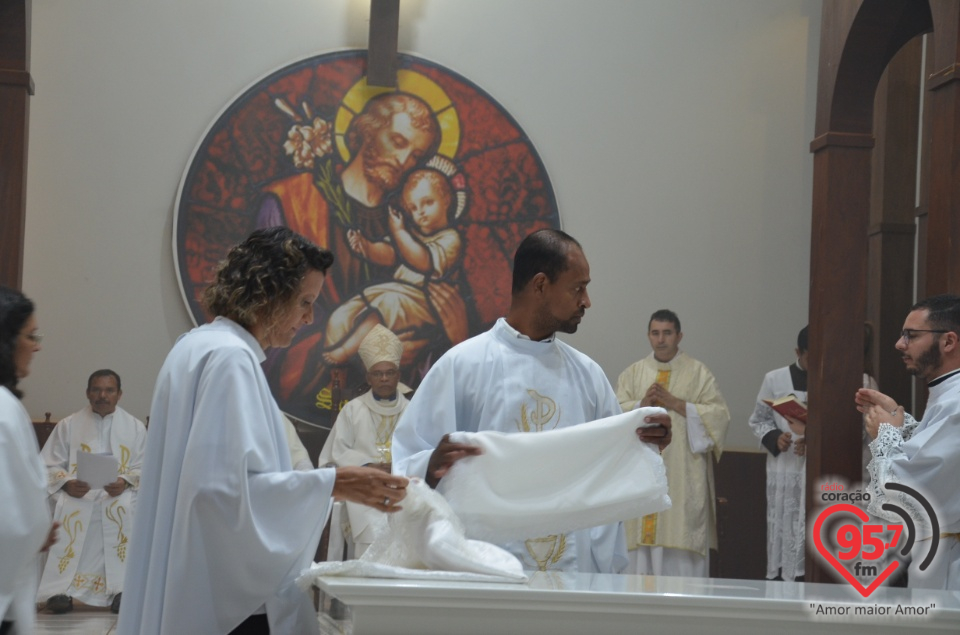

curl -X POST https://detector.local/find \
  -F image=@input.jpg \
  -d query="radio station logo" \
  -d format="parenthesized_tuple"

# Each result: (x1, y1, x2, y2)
(812, 480, 941, 598)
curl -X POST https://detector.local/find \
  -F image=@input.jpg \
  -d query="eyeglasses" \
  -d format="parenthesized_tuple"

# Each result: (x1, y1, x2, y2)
(367, 369, 399, 380)
(900, 329, 947, 342)
(25, 332, 43, 344)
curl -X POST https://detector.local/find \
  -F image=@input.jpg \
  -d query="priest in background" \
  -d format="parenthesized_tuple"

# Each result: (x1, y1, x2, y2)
(38, 369, 146, 615)
(615, 310, 730, 577)
(392, 228, 672, 574)
(318, 324, 410, 557)
(118, 227, 408, 635)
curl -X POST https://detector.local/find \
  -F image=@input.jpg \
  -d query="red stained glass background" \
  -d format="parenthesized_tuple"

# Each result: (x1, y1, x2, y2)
(175, 51, 559, 426)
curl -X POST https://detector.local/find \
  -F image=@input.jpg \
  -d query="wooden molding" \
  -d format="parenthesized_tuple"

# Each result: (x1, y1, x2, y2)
(927, 63, 960, 91)
(809, 132, 875, 153)
(0, 69, 34, 94)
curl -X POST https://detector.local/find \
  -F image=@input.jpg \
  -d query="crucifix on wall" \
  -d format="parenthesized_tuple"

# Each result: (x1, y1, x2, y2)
(367, 0, 400, 87)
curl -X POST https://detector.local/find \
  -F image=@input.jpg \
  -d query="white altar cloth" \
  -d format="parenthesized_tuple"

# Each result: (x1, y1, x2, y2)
(313, 573, 960, 635)
(440, 408, 671, 543)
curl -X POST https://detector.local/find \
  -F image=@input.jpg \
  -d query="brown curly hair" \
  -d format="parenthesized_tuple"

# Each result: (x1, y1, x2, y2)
(0, 286, 35, 399)
(203, 227, 334, 334)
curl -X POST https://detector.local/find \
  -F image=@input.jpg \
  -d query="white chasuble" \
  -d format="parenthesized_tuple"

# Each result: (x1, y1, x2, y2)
(867, 370, 960, 590)
(748, 365, 807, 580)
(38, 406, 145, 604)
(615, 352, 730, 559)
(392, 318, 628, 574)
(0, 387, 50, 634)
(117, 318, 336, 635)
(318, 390, 409, 545)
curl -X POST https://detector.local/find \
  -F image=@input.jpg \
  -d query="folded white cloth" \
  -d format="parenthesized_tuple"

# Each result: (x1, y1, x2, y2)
(299, 479, 527, 588)
(438, 407, 672, 543)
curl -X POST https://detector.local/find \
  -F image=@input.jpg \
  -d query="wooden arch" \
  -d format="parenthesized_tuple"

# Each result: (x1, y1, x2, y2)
(807, 0, 960, 581)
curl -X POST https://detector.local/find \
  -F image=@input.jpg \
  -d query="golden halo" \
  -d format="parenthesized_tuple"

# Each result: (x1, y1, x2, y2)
(335, 69, 460, 163)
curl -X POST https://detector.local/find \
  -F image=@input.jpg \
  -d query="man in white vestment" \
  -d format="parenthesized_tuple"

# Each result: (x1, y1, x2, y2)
(748, 327, 809, 581)
(318, 324, 410, 556)
(615, 310, 730, 577)
(117, 227, 407, 635)
(392, 228, 672, 574)
(283, 414, 314, 471)
(38, 369, 146, 614)
(857, 294, 960, 590)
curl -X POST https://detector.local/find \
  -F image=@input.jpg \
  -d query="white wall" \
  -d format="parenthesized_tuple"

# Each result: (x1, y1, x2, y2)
(21, 0, 821, 450)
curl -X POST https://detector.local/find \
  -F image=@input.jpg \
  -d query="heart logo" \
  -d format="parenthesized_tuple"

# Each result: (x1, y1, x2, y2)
(812, 503, 900, 597)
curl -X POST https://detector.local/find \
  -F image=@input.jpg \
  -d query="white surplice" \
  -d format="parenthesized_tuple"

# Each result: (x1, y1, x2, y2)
(748, 365, 807, 580)
(749, 366, 875, 580)
(37, 405, 146, 605)
(392, 318, 628, 574)
(867, 370, 960, 590)
(117, 317, 336, 635)
(318, 390, 409, 549)
(0, 387, 50, 634)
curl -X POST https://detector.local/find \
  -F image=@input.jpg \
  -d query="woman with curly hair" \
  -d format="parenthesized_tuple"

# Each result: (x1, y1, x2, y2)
(0, 287, 57, 635)
(119, 227, 408, 635)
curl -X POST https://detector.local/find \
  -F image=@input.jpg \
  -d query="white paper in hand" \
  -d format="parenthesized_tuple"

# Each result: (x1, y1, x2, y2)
(76, 451, 119, 489)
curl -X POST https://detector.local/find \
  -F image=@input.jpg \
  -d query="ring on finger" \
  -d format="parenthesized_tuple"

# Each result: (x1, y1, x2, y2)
(383, 496, 390, 506)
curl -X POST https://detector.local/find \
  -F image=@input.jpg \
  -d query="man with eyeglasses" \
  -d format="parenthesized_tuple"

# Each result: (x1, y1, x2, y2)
(856, 293, 960, 590)
(318, 325, 410, 556)
(37, 369, 146, 614)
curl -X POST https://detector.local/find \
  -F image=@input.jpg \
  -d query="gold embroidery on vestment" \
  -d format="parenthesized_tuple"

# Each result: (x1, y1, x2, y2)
(375, 413, 399, 462)
(105, 499, 128, 562)
(58, 510, 83, 574)
(640, 513, 658, 545)
(70, 573, 106, 593)
(525, 534, 567, 571)
(516, 390, 559, 433)
(119, 445, 131, 474)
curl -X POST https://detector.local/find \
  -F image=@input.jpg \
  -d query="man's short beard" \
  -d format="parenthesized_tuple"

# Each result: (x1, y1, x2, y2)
(557, 320, 580, 335)
(910, 338, 942, 380)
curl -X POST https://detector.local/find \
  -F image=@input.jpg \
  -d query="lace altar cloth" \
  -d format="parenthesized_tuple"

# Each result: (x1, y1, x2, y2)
(298, 479, 527, 587)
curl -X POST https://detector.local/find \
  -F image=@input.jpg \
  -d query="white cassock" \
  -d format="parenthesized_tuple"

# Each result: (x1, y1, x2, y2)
(117, 317, 336, 635)
(0, 387, 50, 635)
(615, 351, 730, 577)
(38, 405, 146, 605)
(392, 318, 628, 574)
(748, 364, 808, 580)
(867, 369, 960, 590)
(318, 390, 409, 551)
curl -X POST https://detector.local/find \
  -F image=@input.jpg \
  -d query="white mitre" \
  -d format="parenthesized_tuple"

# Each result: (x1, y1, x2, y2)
(358, 324, 411, 396)
(358, 324, 403, 370)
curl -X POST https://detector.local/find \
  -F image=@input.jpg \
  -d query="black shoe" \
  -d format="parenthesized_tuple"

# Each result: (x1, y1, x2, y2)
(110, 593, 122, 614)
(46, 594, 73, 614)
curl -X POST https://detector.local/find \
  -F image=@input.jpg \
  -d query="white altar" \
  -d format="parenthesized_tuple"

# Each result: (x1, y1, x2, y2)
(314, 573, 960, 635)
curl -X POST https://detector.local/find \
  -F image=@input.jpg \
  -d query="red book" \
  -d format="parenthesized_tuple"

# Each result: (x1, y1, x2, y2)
(763, 394, 808, 424)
